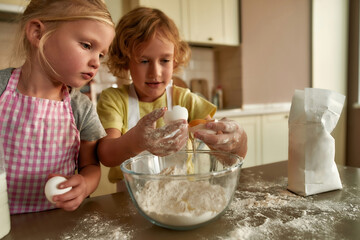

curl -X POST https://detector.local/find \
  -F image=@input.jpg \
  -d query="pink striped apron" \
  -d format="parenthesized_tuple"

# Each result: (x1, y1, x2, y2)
(0, 68, 80, 214)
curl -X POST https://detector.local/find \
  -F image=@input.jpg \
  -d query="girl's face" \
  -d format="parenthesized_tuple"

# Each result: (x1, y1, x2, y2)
(43, 20, 115, 88)
(129, 35, 175, 102)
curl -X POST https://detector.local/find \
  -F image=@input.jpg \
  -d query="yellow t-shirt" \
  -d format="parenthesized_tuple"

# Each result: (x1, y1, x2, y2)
(97, 85, 217, 182)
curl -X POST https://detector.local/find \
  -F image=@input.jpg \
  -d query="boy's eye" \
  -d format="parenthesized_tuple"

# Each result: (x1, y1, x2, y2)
(81, 42, 91, 50)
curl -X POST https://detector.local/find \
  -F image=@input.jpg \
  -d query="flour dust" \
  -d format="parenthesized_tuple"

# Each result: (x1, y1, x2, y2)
(219, 170, 360, 240)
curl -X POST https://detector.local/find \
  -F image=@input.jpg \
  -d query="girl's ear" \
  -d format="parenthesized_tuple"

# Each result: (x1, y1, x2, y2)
(25, 19, 45, 48)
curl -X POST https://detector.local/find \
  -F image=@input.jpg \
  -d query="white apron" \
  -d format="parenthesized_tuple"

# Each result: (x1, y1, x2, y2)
(116, 81, 173, 191)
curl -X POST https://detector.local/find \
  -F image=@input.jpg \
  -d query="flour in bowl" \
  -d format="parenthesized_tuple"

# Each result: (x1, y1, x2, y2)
(136, 179, 228, 226)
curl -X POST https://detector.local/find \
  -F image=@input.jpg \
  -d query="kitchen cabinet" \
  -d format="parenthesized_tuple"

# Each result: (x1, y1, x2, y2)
(229, 115, 261, 168)
(131, 0, 239, 46)
(261, 113, 289, 164)
(0, 0, 26, 13)
(228, 112, 289, 168)
(130, 0, 187, 38)
(187, 0, 223, 44)
(0, 0, 25, 6)
(187, 0, 239, 45)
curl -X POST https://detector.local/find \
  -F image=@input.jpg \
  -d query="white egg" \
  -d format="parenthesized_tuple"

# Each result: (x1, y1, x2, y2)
(163, 105, 189, 124)
(44, 176, 72, 203)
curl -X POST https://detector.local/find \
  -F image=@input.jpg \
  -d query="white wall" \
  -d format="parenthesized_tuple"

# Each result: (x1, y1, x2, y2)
(241, 0, 311, 105)
(312, 0, 349, 165)
(312, 0, 349, 94)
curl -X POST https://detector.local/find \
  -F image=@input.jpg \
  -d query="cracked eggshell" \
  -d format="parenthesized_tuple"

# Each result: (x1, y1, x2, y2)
(163, 105, 188, 124)
(44, 176, 72, 203)
(189, 124, 217, 134)
(188, 119, 217, 134)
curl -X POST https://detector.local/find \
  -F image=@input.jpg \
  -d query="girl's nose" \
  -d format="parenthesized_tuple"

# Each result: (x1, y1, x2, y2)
(89, 55, 100, 69)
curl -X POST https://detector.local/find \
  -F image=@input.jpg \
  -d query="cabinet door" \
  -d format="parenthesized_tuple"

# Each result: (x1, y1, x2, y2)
(187, 0, 224, 44)
(261, 113, 289, 164)
(229, 116, 261, 168)
(134, 0, 188, 39)
(223, 0, 240, 45)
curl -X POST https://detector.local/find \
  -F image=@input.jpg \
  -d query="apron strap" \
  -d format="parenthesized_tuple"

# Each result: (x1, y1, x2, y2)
(127, 81, 173, 130)
(166, 80, 173, 111)
(128, 83, 141, 130)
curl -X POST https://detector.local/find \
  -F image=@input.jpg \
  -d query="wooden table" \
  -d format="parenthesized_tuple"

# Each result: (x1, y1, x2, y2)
(3, 161, 360, 240)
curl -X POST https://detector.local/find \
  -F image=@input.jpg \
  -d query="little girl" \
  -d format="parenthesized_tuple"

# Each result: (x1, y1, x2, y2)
(0, 0, 115, 214)
(96, 7, 247, 190)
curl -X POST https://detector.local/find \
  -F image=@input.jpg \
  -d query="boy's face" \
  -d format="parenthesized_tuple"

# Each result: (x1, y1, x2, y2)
(129, 35, 175, 102)
(43, 19, 115, 88)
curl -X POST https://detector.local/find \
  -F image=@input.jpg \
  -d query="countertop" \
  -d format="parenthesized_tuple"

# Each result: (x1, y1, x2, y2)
(214, 102, 291, 118)
(3, 161, 359, 240)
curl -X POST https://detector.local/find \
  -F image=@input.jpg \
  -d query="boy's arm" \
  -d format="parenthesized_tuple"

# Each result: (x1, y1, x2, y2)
(97, 127, 144, 167)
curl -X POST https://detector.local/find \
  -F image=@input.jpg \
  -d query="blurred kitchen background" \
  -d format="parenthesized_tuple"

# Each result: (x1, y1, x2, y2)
(1, 0, 359, 195)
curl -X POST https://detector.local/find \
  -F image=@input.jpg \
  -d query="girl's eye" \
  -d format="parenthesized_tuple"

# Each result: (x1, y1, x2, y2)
(140, 60, 149, 64)
(99, 53, 105, 59)
(81, 42, 91, 50)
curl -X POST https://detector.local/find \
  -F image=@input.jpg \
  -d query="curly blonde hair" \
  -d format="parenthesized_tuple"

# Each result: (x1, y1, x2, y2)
(13, 0, 114, 74)
(107, 7, 191, 83)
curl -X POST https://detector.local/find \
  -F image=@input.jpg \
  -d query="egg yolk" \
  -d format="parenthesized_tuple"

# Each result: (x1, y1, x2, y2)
(188, 119, 213, 128)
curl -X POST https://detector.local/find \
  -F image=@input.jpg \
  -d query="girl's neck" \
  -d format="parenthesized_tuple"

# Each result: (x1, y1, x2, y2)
(18, 62, 64, 101)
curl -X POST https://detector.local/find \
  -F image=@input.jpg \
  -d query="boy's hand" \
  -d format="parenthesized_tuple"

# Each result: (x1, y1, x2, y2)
(194, 118, 247, 158)
(136, 108, 189, 156)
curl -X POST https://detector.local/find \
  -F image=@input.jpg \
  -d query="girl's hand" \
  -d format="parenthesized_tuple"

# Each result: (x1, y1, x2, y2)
(49, 174, 87, 211)
(194, 118, 247, 158)
(135, 108, 189, 156)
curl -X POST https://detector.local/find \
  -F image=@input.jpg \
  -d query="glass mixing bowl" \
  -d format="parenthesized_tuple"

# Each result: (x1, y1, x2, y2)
(120, 150, 243, 230)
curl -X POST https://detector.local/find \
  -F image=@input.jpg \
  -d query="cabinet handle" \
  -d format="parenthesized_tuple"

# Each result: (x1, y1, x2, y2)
(208, 37, 213, 41)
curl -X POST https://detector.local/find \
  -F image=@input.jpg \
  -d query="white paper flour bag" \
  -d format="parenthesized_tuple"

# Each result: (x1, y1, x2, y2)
(288, 88, 345, 196)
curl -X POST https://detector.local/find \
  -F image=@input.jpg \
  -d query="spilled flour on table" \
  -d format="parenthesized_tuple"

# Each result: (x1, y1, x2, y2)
(59, 211, 133, 240)
(219, 170, 360, 240)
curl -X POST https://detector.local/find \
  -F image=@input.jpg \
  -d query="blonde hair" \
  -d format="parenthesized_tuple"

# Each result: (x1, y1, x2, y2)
(107, 7, 191, 82)
(13, 0, 114, 74)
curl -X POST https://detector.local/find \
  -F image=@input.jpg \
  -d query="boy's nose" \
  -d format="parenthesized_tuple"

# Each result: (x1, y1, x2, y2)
(148, 62, 161, 78)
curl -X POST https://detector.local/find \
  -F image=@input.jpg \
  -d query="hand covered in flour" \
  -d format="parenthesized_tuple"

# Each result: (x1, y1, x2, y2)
(47, 173, 88, 211)
(135, 107, 189, 156)
(193, 118, 247, 158)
